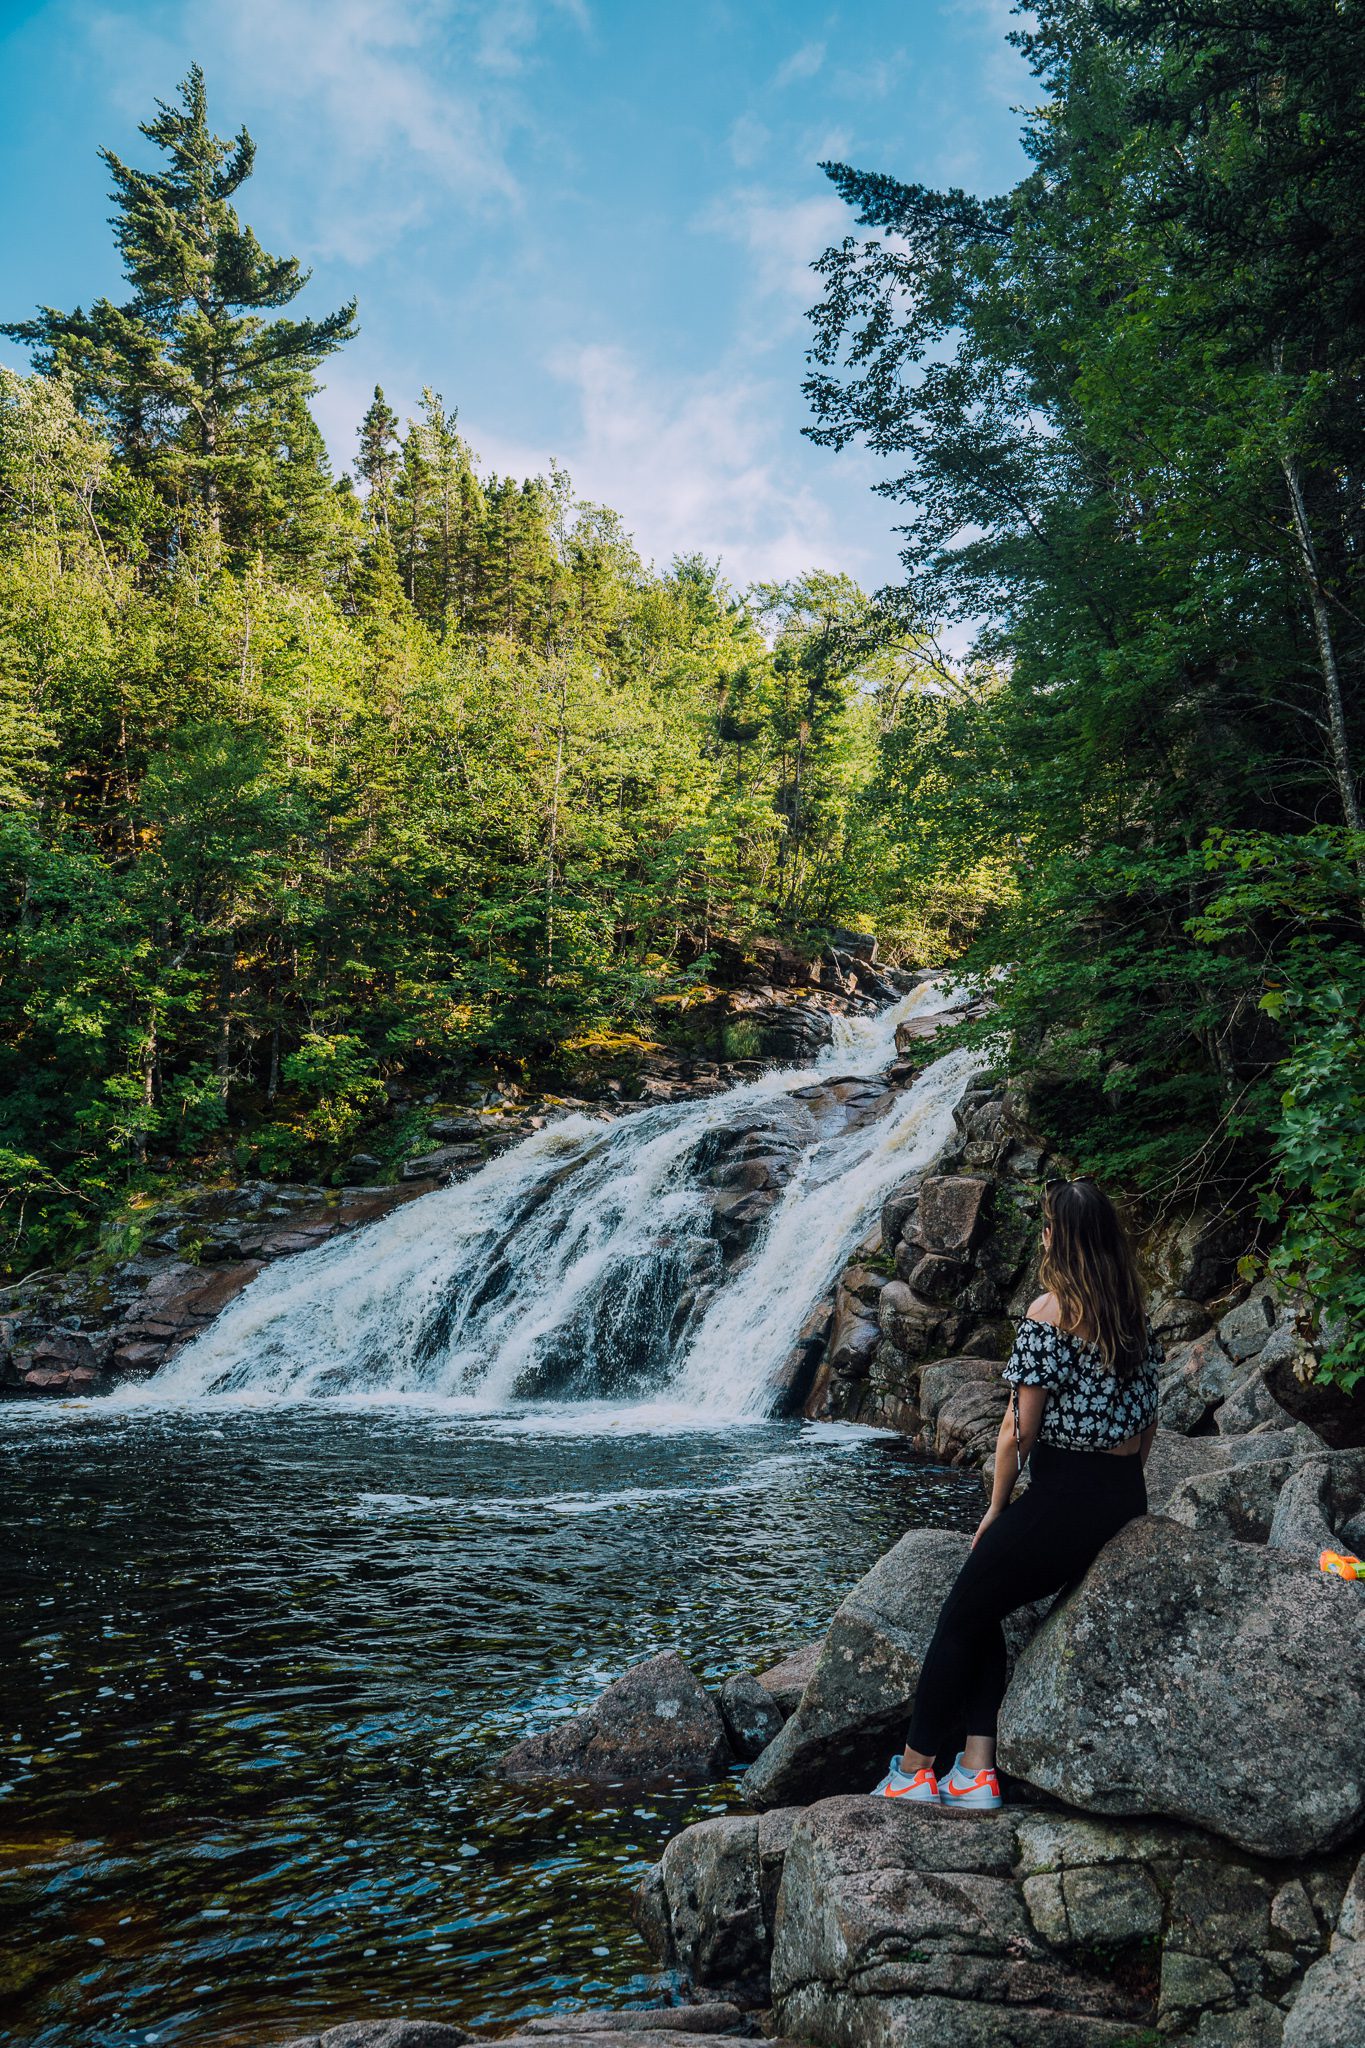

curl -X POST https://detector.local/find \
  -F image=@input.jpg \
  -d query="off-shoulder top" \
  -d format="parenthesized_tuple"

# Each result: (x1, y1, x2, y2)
(1001, 1316, 1163, 1452)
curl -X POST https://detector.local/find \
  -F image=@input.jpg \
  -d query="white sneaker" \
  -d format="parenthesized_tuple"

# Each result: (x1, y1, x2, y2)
(871, 1754, 940, 1802)
(938, 1753, 1002, 1811)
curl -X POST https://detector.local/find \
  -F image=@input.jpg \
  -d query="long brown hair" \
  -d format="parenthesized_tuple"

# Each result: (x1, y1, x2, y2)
(1040, 1178, 1147, 1377)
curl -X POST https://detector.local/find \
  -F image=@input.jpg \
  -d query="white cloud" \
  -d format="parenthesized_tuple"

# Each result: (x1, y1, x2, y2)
(773, 39, 826, 88)
(728, 113, 770, 168)
(86, 0, 594, 262)
(471, 341, 876, 587)
(697, 187, 848, 321)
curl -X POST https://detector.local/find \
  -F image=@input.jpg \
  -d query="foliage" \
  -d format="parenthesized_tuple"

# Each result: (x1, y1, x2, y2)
(805, 0, 1365, 1383)
(0, 71, 945, 1276)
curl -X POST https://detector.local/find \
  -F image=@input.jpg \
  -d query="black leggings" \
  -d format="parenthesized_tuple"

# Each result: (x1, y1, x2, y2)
(908, 1441, 1147, 1755)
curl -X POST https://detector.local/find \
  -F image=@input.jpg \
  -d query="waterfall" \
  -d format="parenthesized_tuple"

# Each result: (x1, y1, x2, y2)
(133, 981, 983, 1421)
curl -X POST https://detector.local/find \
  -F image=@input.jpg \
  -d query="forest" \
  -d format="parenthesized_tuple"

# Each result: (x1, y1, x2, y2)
(2, 0, 1363, 1389)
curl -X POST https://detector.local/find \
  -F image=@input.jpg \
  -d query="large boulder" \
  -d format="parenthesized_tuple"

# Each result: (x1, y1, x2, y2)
(742, 1530, 1041, 1809)
(634, 1808, 801, 1999)
(1269, 1450, 1365, 1556)
(741, 1529, 969, 1808)
(772, 1802, 1161, 2047)
(498, 1653, 730, 1785)
(1283, 1848, 1365, 2048)
(767, 1797, 1352, 2048)
(999, 1516, 1365, 1857)
(1142, 1421, 1321, 1515)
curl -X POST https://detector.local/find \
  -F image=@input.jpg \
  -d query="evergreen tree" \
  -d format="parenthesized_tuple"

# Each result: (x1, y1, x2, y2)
(355, 386, 399, 535)
(4, 65, 357, 554)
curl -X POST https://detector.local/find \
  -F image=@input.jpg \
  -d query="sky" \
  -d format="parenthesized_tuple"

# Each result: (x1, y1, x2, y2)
(0, 0, 1033, 591)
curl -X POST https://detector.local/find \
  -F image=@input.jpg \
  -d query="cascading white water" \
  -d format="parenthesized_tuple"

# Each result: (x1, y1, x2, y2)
(135, 980, 984, 1420)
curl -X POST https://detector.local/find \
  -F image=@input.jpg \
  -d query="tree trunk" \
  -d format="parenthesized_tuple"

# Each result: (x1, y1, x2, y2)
(216, 931, 234, 1103)
(1279, 449, 1362, 833)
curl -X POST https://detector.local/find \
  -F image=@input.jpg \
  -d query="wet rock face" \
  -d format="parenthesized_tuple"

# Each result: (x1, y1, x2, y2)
(497, 1652, 731, 1786)
(811, 1082, 1045, 1435)
(0, 1178, 435, 1398)
(999, 1515, 1365, 1859)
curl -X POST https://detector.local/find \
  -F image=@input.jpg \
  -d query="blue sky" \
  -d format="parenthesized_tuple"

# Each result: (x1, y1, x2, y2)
(0, 0, 1032, 590)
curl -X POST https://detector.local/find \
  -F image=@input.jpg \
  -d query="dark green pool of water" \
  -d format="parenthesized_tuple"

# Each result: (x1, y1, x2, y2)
(0, 1403, 979, 2047)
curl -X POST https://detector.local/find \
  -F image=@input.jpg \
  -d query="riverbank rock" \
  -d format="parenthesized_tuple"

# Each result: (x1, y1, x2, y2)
(718, 1675, 784, 1762)
(498, 1653, 730, 1785)
(763, 1798, 1354, 2048)
(999, 1515, 1365, 1857)
(634, 1808, 802, 2000)
(753, 1640, 822, 1719)
(742, 1529, 993, 1808)
(281, 2025, 473, 2048)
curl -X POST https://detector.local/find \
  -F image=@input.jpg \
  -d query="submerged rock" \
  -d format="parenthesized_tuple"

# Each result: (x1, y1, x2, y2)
(999, 1515, 1365, 1858)
(498, 1652, 730, 1785)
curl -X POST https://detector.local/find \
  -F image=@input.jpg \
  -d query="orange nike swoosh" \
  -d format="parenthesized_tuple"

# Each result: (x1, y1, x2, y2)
(948, 1778, 994, 1797)
(886, 1780, 933, 1797)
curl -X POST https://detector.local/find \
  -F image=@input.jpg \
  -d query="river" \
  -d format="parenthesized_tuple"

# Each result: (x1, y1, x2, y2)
(0, 1407, 978, 2046)
(2, 986, 984, 2044)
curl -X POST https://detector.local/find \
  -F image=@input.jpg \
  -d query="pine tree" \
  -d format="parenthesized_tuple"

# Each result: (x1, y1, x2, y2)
(355, 386, 399, 535)
(3, 65, 356, 554)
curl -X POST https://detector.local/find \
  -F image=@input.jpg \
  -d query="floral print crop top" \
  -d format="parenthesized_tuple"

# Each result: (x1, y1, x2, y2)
(1001, 1316, 1163, 1451)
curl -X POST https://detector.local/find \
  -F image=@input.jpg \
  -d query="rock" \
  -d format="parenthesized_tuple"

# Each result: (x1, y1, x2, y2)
(912, 1175, 990, 1256)
(498, 1653, 730, 1785)
(1159, 1331, 1239, 1432)
(999, 1515, 1365, 1857)
(763, 1796, 1349, 2048)
(342, 1153, 384, 1184)
(1217, 1356, 1298, 1436)
(1161, 1457, 1295, 1543)
(743, 1529, 986, 1807)
(771, 1800, 1155, 2047)
(1261, 1338, 1365, 1450)
(825, 1300, 880, 1381)
(1283, 1942, 1365, 2048)
(281, 2026, 474, 2048)
(718, 1674, 784, 1762)
(934, 1377, 1007, 1465)
(880, 1177, 922, 1251)
(637, 1808, 801, 1998)
(917, 1356, 1000, 1429)
(516, 2006, 750, 2036)
(1269, 1451, 1365, 1556)
(401, 1144, 482, 1180)
(1151, 1292, 1215, 1342)
(1218, 1291, 1278, 1361)
(1141, 1422, 1319, 1515)
(754, 1639, 823, 1718)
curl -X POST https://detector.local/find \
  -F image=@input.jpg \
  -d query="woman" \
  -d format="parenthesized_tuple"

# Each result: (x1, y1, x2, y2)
(872, 1176, 1162, 1810)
